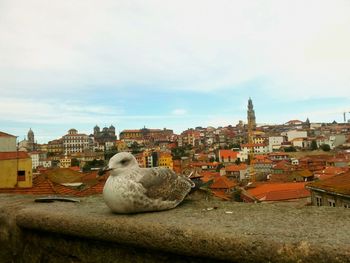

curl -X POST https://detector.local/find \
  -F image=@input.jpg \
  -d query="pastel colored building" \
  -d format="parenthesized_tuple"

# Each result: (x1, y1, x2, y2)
(0, 151, 32, 188)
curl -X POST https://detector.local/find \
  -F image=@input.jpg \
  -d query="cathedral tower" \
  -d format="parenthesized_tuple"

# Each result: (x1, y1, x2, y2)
(27, 128, 35, 151)
(247, 97, 256, 130)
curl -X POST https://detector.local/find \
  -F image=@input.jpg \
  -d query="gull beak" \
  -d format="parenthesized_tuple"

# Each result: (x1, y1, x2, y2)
(98, 166, 113, 176)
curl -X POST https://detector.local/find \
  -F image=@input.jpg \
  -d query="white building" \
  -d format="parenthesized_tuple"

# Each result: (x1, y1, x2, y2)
(327, 134, 346, 149)
(268, 136, 284, 152)
(39, 160, 52, 168)
(240, 143, 269, 162)
(287, 130, 307, 142)
(28, 152, 40, 169)
(62, 129, 91, 155)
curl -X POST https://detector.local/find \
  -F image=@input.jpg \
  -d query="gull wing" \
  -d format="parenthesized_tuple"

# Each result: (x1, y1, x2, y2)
(138, 167, 192, 201)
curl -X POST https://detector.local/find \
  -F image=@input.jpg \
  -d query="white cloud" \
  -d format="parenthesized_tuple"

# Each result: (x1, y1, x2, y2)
(171, 109, 187, 116)
(0, 0, 349, 100)
(0, 97, 123, 124)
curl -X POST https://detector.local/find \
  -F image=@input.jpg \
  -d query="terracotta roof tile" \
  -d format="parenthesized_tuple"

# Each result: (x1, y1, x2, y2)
(306, 172, 350, 196)
(210, 176, 236, 189)
(0, 151, 30, 160)
(225, 164, 248, 172)
(219, 150, 239, 159)
(246, 182, 310, 201)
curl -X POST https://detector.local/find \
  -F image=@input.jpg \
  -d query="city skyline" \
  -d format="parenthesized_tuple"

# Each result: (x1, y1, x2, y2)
(1, 1, 350, 143)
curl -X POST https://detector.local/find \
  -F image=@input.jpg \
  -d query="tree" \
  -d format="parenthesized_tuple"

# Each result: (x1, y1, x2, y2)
(235, 158, 241, 165)
(104, 146, 118, 161)
(215, 163, 224, 172)
(320, 144, 331, 152)
(71, 158, 80, 167)
(82, 159, 105, 172)
(310, 140, 318, 151)
(284, 146, 297, 152)
(130, 142, 141, 154)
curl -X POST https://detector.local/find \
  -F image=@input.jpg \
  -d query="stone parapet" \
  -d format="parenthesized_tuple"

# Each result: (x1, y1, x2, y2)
(1, 194, 350, 262)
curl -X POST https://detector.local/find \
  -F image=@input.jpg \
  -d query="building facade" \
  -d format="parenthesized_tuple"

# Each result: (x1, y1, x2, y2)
(0, 131, 17, 152)
(0, 152, 32, 188)
(62, 129, 91, 155)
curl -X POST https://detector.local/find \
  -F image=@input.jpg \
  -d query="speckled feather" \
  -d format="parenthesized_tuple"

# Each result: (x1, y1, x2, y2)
(102, 152, 194, 213)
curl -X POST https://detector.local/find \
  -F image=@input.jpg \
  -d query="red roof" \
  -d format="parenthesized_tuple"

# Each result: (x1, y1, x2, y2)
(225, 164, 248, 172)
(0, 176, 55, 195)
(0, 174, 105, 196)
(210, 176, 236, 189)
(219, 150, 238, 159)
(0, 151, 30, 160)
(307, 172, 350, 196)
(246, 182, 310, 202)
(0, 131, 16, 137)
(200, 171, 220, 182)
(314, 166, 349, 180)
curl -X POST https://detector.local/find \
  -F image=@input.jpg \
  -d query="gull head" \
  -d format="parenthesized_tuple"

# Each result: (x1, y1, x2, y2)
(98, 152, 138, 176)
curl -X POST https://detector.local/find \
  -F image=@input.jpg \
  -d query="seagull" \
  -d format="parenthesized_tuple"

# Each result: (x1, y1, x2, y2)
(99, 152, 195, 213)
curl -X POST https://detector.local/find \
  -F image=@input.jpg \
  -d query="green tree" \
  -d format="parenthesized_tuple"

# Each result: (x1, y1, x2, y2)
(310, 140, 318, 151)
(216, 163, 224, 172)
(71, 158, 80, 167)
(104, 146, 118, 161)
(171, 146, 188, 160)
(235, 158, 241, 165)
(231, 188, 242, 202)
(82, 159, 105, 172)
(320, 144, 331, 152)
(284, 146, 297, 152)
(130, 142, 141, 154)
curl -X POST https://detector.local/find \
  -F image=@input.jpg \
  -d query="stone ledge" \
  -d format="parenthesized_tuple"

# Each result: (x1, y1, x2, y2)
(1, 194, 350, 262)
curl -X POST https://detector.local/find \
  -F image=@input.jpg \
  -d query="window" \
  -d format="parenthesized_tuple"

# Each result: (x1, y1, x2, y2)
(316, 196, 322, 206)
(343, 203, 350, 209)
(17, 170, 26, 181)
(328, 199, 336, 207)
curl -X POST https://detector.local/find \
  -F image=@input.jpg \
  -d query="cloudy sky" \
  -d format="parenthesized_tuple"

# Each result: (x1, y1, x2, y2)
(1, 0, 350, 143)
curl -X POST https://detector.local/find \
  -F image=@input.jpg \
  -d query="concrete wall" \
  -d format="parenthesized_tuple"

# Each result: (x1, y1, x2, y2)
(0, 137, 17, 152)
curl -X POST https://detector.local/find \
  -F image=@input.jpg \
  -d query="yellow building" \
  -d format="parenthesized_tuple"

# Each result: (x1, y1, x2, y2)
(0, 151, 33, 188)
(116, 140, 129, 152)
(158, 153, 173, 170)
(59, 156, 72, 168)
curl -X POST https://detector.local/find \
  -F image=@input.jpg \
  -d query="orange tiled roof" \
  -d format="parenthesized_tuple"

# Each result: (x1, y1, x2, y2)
(0, 151, 30, 160)
(307, 172, 350, 196)
(219, 150, 238, 159)
(247, 182, 310, 201)
(210, 176, 236, 189)
(314, 166, 349, 177)
(225, 164, 248, 172)
(200, 171, 220, 182)
(77, 180, 105, 196)
(0, 176, 56, 195)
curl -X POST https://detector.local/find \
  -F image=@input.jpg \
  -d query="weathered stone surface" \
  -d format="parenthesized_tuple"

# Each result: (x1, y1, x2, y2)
(1, 193, 350, 262)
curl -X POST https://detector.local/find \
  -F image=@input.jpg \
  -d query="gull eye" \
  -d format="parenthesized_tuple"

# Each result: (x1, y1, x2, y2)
(121, 159, 129, 165)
